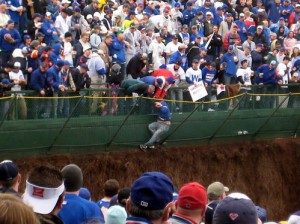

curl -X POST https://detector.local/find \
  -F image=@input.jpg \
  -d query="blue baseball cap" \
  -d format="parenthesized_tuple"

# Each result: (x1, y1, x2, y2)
(222, 4, 228, 9)
(167, 76, 174, 84)
(56, 60, 64, 67)
(256, 43, 263, 47)
(79, 187, 91, 200)
(128, 10, 136, 16)
(63, 60, 71, 66)
(159, 64, 167, 69)
(156, 78, 164, 87)
(256, 206, 267, 223)
(74, 7, 81, 12)
(228, 45, 234, 50)
(130, 172, 174, 210)
(7, 19, 14, 24)
(174, 2, 181, 7)
(186, 1, 193, 7)
(1, 78, 12, 85)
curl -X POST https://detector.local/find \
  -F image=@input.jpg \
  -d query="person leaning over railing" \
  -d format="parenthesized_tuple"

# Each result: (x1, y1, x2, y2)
(8, 61, 27, 120)
(236, 59, 253, 110)
(255, 60, 282, 109)
(58, 61, 76, 118)
(0, 79, 13, 120)
(71, 63, 91, 117)
(202, 62, 218, 111)
(29, 62, 52, 119)
(167, 61, 186, 113)
(46, 60, 65, 119)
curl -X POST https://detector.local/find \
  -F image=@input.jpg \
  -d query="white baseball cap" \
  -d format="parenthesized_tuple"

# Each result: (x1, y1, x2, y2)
(86, 14, 93, 19)
(61, 0, 71, 4)
(14, 62, 21, 67)
(93, 12, 101, 18)
(23, 180, 64, 215)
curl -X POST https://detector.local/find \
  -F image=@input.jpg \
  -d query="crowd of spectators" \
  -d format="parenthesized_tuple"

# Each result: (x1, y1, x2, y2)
(0, 159, 299, 224)
(1, 0, 300, 119)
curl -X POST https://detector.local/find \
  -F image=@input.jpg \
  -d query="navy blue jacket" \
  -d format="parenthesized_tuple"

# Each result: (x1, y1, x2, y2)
(29, 68, 48, 91)
(47, 65, 62, 92)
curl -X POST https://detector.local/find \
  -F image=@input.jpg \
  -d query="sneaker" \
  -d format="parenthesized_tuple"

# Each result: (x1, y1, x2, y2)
(148, 145, 156, 149)
(139, 144, 148, 152)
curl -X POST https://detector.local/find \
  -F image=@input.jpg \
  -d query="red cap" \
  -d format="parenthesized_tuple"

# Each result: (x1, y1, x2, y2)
(177, 182, 207, 210)
(233, 24, 238, 29)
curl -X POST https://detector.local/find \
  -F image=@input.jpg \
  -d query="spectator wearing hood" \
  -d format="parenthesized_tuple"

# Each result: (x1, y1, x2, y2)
(49, 43, 63, 65)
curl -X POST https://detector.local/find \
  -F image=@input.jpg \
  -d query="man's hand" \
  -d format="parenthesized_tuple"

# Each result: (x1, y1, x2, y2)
(59, 84, 65, 91)
(40, 90, 45, 95)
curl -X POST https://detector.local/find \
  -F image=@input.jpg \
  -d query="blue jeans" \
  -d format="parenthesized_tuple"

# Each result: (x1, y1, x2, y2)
(144, 121, 170, 146)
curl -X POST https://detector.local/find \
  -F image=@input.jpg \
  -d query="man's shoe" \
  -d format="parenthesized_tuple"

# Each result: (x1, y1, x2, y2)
(139, 144, 148, 152)
(148, 145, 156, 149)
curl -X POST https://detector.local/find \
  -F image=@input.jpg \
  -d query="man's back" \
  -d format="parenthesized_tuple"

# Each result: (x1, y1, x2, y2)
(58, 194, 101, 224)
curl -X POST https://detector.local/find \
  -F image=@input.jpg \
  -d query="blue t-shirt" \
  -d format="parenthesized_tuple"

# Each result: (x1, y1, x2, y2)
(97, 199, 111, 223)
(58, 194, 102, 224)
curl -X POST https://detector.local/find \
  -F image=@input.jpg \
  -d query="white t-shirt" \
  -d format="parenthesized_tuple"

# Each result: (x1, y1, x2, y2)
(236, 67, 252, 89)
(9, 70, 25, 92)
(167, 64, 185, 86)
(185, 67, 202, 84)
(63, 41, 74, 67)
(277, 62, 289, 85)
(165, 41, 180, 63)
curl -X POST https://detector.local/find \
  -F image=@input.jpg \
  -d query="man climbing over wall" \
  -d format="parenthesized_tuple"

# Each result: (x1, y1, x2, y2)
(139, 100, 171, 151)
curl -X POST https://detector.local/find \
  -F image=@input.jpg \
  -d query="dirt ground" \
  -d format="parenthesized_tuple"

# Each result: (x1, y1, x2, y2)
(14, 138, 300, 222)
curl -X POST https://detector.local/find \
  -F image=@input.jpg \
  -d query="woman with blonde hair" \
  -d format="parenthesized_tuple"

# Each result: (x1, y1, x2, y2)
(0, 194, 40, 224)
(0, 4, 9, 28)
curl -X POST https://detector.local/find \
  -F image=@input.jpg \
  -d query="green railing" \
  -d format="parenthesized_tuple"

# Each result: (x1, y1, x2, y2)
(0, 84, 300, 156)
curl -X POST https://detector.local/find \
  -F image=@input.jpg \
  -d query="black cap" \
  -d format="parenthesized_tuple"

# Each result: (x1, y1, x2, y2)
(172, 34, 179, 39)
(0, 160, 19, 182)
(64, 31, 72, 38)
(192, 58, 199, 63)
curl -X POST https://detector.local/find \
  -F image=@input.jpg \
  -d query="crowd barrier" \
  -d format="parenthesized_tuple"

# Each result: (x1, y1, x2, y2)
(0, 84, 300, 155)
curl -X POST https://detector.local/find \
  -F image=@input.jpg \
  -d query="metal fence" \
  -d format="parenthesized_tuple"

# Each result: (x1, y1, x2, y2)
(0, 84, 300, 155)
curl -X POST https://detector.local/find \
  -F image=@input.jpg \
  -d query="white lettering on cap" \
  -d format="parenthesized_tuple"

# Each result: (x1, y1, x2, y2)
(140, 201, 148, 207)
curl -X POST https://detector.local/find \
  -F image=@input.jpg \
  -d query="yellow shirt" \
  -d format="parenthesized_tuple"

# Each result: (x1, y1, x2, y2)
(122, 19, 134, 29)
